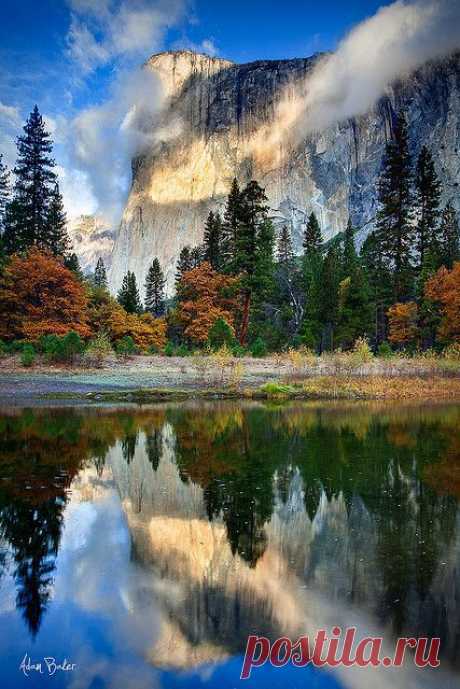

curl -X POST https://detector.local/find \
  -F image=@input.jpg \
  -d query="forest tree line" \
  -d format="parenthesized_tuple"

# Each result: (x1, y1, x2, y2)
(0, 107, 459, 360)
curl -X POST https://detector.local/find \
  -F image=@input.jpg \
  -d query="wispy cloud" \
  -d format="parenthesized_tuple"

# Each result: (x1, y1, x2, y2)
(66, 0, 188, 74)
(250, 0, 460, 161)
(171, 36, 219, 56)
(0, 101, 22, 168)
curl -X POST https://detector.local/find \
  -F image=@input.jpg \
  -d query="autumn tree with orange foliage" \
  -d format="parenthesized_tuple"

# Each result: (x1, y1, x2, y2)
(87, 286, 166, 351)
(424, 262, 460, 343)
(177, 261, 239, 343)
(0, 248, 91, 340)
(387, 301, 420, 346)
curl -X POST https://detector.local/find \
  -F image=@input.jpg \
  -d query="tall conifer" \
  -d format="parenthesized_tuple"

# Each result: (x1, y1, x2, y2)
(203, 211, 223, 270)
(439, 203, 459, 269)
(144, 258, 166, 316)
(4, 106, 57, 254)
(47, 183, 71, 257)
(414, 146, 441, 268)
(94, 257, 108, 288)
(221, 178, 241, 273)
(0, 153, 10, 231)
(375, 112, 414, 301)
(117, 271, 142, 314)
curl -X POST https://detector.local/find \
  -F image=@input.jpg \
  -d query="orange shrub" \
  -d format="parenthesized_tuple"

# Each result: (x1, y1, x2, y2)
(88, 289, 166, 351)
(0, 248, 91, 340)
(127, 313, 167, 351)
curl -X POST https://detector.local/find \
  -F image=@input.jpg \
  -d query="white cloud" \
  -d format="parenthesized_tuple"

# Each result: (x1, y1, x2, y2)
(171, 36, 219, 56)
(0, 101, 22, 168)
(66, 66, 171, 223)
(56, 164, 98, 220)
(67, 16, 110, 74)
(66, 0, 188, 74)
(200, 39, 218, 57)
(0, 102, 21, 129)
(250, 0, 460, 158)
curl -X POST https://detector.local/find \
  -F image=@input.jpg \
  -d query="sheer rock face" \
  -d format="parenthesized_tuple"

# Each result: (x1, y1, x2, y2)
(68, 214, 115, 275)
(109, 49, 460, 294)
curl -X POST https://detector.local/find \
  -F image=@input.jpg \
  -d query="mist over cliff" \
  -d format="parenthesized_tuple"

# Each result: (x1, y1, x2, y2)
(109, 49, 460, 295)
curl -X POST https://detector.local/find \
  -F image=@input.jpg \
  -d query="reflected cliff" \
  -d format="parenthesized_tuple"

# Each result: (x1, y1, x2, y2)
(0, 402, 460, 688)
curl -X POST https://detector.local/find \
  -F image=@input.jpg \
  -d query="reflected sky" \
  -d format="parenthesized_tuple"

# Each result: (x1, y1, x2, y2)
(0, 402, 459, 689)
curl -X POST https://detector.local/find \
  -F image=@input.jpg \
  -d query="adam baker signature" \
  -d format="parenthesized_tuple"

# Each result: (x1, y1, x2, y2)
(19, 653, 76, 677)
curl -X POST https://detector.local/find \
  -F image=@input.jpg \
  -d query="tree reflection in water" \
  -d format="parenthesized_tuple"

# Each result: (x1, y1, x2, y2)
(0, 402, 458, 667)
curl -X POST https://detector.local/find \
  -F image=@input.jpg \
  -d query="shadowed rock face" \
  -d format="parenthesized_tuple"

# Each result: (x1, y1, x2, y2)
(109, 49, 460, 294)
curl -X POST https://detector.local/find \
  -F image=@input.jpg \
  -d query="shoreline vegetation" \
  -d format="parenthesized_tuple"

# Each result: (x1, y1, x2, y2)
(1, 348, 460, 403)
(1, 108, 459, 394)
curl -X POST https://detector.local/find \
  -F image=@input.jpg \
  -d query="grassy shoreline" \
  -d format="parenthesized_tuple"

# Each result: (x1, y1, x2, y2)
(16, 374, 460, 404)
(1, 352, 460, 403)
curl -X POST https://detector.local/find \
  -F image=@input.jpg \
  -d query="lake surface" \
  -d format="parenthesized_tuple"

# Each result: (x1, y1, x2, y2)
(0, 401, 459, 689)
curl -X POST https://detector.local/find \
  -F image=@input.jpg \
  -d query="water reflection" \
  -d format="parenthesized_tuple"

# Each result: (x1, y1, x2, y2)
(0, 402, 460, 688)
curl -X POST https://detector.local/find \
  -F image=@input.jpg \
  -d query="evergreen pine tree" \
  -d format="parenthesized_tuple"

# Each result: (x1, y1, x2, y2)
(47, 183, 71, 257)
(341, 219, 358, 278)
(277, 225, 294, 265)
(221, 178, 241, 273)
(337, 261, 372, 350)
(203, 210, 223, 270)
(303, 212, 322, 258)
(300, 212, 323, 349)
(94, 257, 108, 288)
(334, 218, 373, 348)
(414, 146, 441, 268)
(3, 106, 57, 254)
(375, 112, 415, 302)
(319, 244, 341, 351)
(0, 153, 10, 231)
(360, 231, 393, 345)
(64, 252, 83, 280)
(190, 246, 203, 268)
(117, 271, 142, 314)
(439, 203, 459, 269)
(301, 253, 323, 350)
(274, 225, 304, 345)
(234, 180, 269, 343)
(144, 257, 166, 316)
(175, 245, 193, 289)
(249, 218, 276, 344)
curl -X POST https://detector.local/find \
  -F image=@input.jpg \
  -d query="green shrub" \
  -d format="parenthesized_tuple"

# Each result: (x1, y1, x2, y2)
(352, 337, 374, 363)
(38, 334, 61, 358)
(207, 318, 236, 351)
(38, 332, 84, 364)
(61, 331, 84, 364)
(0, 340, 7, 357)
(115, 335, 137, 359)
(377, 341, 393, 358)
(83, 331, 113, 368)
(10, 340, 25, 352)
(231, 343, 248, 357)
(21, 344, 36, 367)
(175, 343, 190, 357)
(164, 341, 175, 357)
(260, 382, 296, 396)
(250, 337, 268, 358)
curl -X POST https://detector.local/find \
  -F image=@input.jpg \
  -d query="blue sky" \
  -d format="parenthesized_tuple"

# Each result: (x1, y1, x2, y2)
(0, 0, 451, 222)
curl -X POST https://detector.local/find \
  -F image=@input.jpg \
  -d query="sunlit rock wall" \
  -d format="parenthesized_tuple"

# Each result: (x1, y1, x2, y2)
(109, 49, 460, 294)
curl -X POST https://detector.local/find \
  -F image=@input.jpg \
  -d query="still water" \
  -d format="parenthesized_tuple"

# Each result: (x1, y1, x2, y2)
(0, 401, 459, 689)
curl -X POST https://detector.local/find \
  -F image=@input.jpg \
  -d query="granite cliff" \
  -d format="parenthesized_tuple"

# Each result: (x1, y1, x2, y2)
(109, 50, 460, 294)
